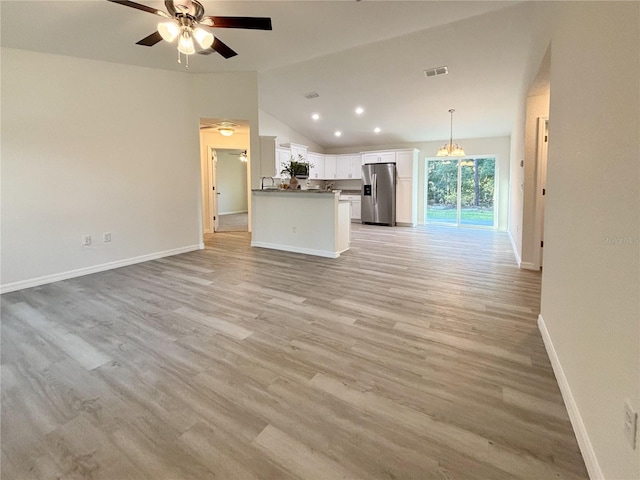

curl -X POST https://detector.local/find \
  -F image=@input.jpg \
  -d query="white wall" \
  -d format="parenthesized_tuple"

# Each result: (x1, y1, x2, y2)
(1, 49, 260, 291)
(539, 2, 640, 478)
(216, 150, 248, 215)
(326, 136, 510, 231)
(258, 109, 324, 153)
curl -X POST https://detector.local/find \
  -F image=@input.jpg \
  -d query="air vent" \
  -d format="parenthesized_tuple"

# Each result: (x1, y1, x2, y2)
(424, 66, 449, 78)
(304, 91, 320, 99)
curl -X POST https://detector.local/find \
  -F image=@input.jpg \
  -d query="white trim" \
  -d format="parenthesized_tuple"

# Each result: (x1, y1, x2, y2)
(520, 262, 538, 270)
(533, 117, 549, 271)
(251, 241, 340, 259)
(537, 314, 603, 480)
(0, 244, 204, 294)
(219, 210, 249, 215)
(508, 229, 522, 267)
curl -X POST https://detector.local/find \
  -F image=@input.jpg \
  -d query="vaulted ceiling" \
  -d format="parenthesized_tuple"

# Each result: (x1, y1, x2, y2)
(1, 1, 539, 148)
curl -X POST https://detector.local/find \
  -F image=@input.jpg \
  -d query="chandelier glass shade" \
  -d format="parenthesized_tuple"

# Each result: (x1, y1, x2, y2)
(436, 109, 465, 157)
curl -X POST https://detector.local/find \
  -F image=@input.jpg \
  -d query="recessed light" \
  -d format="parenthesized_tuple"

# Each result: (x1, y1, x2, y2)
(334, 131, 342, 137)
(374, 127, 381, 134)
(355, 106, 364, 115)
(311, 113, 320, 121)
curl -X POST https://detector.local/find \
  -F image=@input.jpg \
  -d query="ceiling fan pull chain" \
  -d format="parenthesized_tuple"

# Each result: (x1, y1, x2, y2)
(177, 49, 181, 64)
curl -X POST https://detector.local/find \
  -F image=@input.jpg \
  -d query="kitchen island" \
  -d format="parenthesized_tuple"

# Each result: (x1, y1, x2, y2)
(251, 189, 350, 258)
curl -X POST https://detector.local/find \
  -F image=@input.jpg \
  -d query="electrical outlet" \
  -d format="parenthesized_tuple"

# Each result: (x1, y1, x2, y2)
(103, 232, 112, 242)
(624, 401, 637, 449)
(82, 234, 91, 246)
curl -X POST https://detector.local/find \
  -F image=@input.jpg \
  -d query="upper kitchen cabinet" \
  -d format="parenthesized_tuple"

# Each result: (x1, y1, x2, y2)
(324, 155, 337, 180)
(275, 147, 291, 177)
(280, 143, 308, 162)
(395, 149, 419, 178)
(336, 155, 351, 179)
(362, 151, 396, 164)
(336, 154, 363, 180)
(361, 149, 418, 178)
(308, 152, 325, 179)
(349, 155, 363, 180)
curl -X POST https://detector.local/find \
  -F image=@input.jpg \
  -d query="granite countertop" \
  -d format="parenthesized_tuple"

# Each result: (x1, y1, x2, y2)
(252, 189, 341, 194)
(339, 190, 361, 195)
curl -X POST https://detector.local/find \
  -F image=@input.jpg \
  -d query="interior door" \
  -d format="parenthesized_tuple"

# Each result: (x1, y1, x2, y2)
(210, 147, 219, 232)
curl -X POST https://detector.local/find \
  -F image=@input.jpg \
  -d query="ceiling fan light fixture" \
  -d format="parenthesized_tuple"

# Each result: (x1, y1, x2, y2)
(219, 128, 234, 137)
(158, 21, 179, 42)
(177, 32, 196, 55)
(193, 28, 214, 49)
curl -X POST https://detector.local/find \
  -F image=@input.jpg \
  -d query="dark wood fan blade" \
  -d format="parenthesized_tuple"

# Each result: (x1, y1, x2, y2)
(201, 16, 272, 30)
(198, 38, 238, 59)
(136, 31, 163, 46)
(211, 37, 238, 58)
(107, 0, 169, 18)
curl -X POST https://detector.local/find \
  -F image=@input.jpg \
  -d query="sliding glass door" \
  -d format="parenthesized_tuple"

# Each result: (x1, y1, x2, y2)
(426, 157, 496, 227)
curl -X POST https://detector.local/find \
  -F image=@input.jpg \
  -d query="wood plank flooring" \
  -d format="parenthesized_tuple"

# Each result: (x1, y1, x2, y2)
(1, 224, 589, 479)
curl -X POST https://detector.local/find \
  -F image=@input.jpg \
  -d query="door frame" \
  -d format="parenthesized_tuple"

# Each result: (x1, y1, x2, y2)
(425, 156, 498, 229)
(533, 117, 549, 270)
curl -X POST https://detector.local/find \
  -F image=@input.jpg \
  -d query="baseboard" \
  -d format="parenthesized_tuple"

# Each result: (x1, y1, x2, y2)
(219, 210, 249, 215)
(537, 314, 603, 480)
(1, 244, 204, 294)
(520, 262, 538, 271)
(508, 229, 522, 267)
(251, 241, 339, 259)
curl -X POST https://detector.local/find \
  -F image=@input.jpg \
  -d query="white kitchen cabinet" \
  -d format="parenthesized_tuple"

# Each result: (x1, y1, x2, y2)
(324, 155, 337, 180)
(351, 199, 361, 221)
(395, 149, 418, 178)
(335, 155, 351, 179)
(396, 178, 417, 226)
(275, 147, 291, 177)
(362, 151, 395, 164)
(308, 152, 324, 179)
(349, 155, 363, 180)
(280, 143, 308, 162)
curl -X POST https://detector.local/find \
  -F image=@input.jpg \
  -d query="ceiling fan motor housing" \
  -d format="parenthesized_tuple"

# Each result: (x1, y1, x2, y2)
(166, 0, 205, 21)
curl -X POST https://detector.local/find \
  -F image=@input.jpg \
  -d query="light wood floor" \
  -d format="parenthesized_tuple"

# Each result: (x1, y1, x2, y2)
(1, 225, 588, 479)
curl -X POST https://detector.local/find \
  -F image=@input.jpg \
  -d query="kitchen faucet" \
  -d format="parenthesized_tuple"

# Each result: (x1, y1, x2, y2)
(260, 176, 275, 190)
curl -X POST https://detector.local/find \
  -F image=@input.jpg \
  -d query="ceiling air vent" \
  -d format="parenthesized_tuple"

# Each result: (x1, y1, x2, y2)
(424, 66, 449, 78)
(304, 91, 320, 99)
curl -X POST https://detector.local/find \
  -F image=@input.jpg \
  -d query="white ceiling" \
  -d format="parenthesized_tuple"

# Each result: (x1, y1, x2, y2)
(1, 0, 540, 149)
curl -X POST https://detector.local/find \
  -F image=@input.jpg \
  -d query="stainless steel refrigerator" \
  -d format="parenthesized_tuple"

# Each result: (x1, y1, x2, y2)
(361, 162, 396, 226)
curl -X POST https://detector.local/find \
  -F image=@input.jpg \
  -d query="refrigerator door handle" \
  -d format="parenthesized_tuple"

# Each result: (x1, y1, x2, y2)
(372, 173, 377, 205)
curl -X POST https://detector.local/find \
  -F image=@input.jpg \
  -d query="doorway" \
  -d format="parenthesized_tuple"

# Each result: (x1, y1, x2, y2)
(425, 157, 497, 227)
(213, 148, 249, 232)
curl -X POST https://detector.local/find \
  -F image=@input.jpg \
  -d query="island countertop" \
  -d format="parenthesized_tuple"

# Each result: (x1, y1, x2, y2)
(252, 189, 341, 195)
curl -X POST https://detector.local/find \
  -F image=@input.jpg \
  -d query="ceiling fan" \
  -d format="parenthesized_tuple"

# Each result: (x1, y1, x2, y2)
(107, 0, 272, 61)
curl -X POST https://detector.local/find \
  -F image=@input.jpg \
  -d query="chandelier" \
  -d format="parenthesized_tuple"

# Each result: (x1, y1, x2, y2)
(436, 109, 466, 157)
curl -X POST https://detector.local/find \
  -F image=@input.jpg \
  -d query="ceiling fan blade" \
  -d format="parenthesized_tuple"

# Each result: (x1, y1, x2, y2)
(200, 16, 272, 30)
(211, 38, 238, 58)
(107, 0, 170, 18)
(136, 31, 163, 46)
(198, 38, 238, 59)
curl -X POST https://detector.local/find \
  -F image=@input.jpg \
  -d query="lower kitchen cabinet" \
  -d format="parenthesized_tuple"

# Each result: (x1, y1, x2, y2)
(351, 199, 361, 221)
